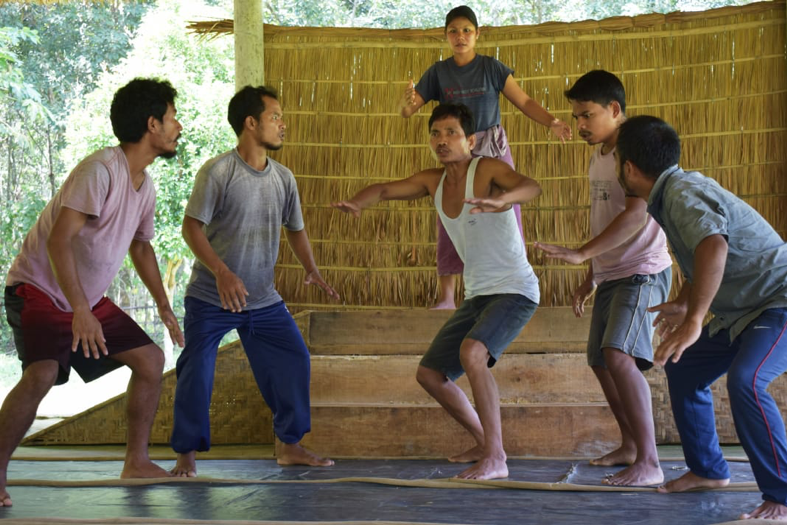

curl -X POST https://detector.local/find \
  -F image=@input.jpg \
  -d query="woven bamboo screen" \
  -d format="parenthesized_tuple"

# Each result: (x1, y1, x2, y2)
(193, 1, 786, 313)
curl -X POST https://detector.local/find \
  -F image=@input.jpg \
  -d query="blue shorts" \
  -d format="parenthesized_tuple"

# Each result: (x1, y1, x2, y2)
(420, 293, 537, 381)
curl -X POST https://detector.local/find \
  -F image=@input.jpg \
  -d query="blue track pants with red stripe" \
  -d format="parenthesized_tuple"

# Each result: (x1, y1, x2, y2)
(666, 308, 787, 504)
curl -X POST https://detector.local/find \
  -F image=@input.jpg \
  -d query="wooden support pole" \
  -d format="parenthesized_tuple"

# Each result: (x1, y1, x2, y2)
(233, 0, 265, 91)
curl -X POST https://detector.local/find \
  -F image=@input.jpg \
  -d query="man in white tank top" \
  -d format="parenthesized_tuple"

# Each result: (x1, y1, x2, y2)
(333, 103, 541, 480)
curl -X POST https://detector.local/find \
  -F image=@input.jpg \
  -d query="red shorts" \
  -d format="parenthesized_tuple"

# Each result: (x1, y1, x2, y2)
(4, 283, 154, 385)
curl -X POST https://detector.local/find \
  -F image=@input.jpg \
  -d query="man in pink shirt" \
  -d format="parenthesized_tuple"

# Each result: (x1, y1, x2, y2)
(535, 70, 672, 486)
(1, 78, 184, 508)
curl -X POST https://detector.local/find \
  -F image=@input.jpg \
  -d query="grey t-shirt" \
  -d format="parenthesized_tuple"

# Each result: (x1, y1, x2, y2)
(184, 149, 304, 310)
(415, 54, 513, 133)
(647, 166, 787, 341)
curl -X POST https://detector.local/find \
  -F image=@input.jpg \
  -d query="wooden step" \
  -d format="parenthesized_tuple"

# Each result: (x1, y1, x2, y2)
(301, 307, 589, 355)
(296, 403, 619, 458)
(309, 354, 608, 405)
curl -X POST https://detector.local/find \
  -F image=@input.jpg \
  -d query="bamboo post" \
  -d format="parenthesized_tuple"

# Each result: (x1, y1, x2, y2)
(234, 0, 265, 90)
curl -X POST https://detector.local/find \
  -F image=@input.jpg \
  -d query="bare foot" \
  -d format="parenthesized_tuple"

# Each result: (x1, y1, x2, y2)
(449, 445, 484, 463)
(170, 451, 197, 478)
(589, 445, 636, 467)
(740, 501, 787, 520)
(277, 443, 334, 467)
(0, 486, 11, 507)
(455, 456, 508, 480)
(657, 471, 729, 493)
(603, 461, 664, 487)
(429, 301, 456, 311)
(120, 459, 171, 479)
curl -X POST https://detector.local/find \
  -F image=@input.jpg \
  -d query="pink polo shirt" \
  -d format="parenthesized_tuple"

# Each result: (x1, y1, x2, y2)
(589, 147, 671, 283)
(6, 147, 156, 312)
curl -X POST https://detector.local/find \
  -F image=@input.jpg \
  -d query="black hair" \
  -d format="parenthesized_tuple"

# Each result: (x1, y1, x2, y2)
(227, 85, 279, 137)
(617, 116, 681, 179)
(445, 5, 478, 30)
(564, 70, 626, 114)
(110, 78, 177, 143)
(428, 103, 475, 139)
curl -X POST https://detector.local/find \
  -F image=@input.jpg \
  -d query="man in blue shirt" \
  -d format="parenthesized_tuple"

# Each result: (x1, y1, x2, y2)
(616, 115, 787, 521)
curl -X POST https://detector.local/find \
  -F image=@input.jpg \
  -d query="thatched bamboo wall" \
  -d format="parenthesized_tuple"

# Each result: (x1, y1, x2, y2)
(193, 1, 786, 312)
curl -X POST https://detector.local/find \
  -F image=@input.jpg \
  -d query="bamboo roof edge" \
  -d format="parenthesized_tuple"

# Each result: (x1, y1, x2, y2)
(187, 0, 785, 38)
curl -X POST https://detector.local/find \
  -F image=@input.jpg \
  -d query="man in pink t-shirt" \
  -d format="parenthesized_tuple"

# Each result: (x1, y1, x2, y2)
(535, 71, 672, 487)
(1, 78, 184, 508)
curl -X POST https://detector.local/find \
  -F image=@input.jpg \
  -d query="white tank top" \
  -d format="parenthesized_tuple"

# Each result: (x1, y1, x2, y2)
(435, 158, 540, 303)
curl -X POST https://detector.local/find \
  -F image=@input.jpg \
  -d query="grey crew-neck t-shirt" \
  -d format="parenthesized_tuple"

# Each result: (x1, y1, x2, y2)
(415, 54, 513, 133)
(184, 149, 304, 310)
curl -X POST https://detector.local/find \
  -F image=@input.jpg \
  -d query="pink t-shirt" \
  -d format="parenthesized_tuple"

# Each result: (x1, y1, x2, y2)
(589, 147, 671, 283)
(6, 147, 156, 312)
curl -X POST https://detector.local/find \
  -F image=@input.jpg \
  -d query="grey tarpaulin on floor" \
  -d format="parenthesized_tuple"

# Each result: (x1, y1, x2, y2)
(0, 459, 772, 524)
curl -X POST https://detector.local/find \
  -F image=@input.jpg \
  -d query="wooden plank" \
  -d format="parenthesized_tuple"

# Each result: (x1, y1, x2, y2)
(309, 354, 607, 404)
(298, 403, 619, 458)
(309, 341, 587, 355)
(306, 307, 590, 348)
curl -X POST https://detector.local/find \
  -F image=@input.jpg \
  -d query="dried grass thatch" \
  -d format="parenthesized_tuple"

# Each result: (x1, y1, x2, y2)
(191, 1, 786, 312)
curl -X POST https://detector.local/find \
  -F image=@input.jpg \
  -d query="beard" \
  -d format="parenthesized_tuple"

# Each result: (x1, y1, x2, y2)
(158, 134, 181, 159)
(158, 149, 177, 160)
(262, 140, 284, 151)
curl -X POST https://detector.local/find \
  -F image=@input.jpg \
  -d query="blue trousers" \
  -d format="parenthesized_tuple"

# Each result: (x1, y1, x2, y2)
(665, 308, 787, 504)
(171, 297, 312, 453)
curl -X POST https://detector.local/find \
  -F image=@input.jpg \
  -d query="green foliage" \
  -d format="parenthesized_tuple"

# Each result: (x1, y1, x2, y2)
(0, 1, 149, 281)
(64, 0, 236, 269)
(0, 25, 50, 177)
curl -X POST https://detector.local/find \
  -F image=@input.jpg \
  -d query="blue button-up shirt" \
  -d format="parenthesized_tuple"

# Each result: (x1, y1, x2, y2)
(647, 166, 787, 342)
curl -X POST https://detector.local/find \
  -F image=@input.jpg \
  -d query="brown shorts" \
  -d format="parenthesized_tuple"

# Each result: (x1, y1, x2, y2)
(4, 283, 154, 385)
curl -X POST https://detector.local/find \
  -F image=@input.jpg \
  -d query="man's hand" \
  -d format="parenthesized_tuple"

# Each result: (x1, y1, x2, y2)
(653, 318, 702, 366)
(464, 197, 507, 214)
(331, 200, 362, 218)
(304, 270, 340, 301)
(72, 308, 107, 359)
(216, 267, 249, 312)
(158, 304, 185, 347)
(534, 241, 587, 265)
(648, 300, 689, 339)
(572, 278, 597, 318)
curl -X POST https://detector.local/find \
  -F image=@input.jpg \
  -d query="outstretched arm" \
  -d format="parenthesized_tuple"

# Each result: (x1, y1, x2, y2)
(331, 172, 433, 217)
(535, 197, 648, 264)
(182, 215, 248, 312)
(285, 228, 339, 300)
(501, 75, 571, 142)
(653, 234, 727, 365)
(128, 240, 184, 348)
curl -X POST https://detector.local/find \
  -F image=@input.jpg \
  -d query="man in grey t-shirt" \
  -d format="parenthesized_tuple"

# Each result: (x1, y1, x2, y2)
(618, 115, 787, 521)
(170, 86, 338, 477)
